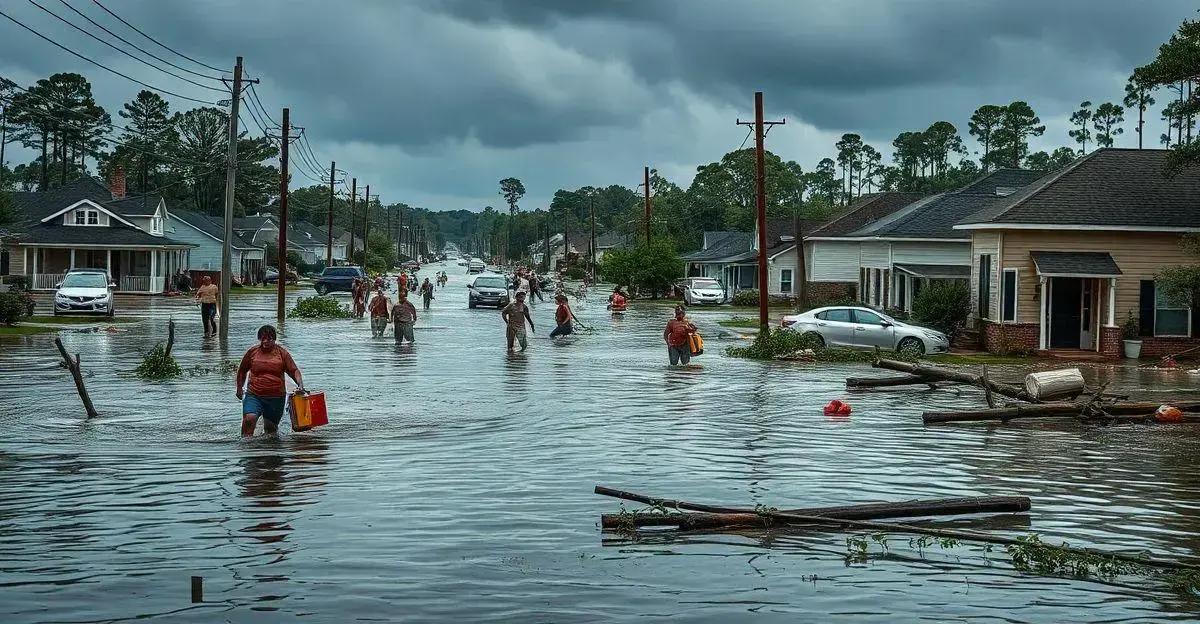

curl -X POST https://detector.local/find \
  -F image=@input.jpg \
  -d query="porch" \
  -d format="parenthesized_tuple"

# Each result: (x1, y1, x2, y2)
(1032, 252, 1123, 352)
(23, 246, 191, 294)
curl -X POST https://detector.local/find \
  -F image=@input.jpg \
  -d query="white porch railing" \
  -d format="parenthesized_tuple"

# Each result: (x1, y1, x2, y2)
(120, 275, 150, 292)
(34, 273, 66, 290)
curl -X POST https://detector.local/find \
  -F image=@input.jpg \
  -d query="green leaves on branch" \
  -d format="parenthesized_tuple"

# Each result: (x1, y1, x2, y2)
(289, 296, 352, 319)
(597, 240, 683, 296)
(911, 280, 970, 339)
(135, 343, 181, 380)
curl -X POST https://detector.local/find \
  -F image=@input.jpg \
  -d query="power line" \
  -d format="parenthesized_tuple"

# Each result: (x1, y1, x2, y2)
(0, 7, 221, 105)
(55, 0, 225, 82)
(90, 0, 226, 74)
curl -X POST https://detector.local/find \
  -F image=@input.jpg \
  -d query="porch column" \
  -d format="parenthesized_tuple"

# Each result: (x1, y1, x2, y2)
(1106, 278, 1117, 326)
(150, 250, 157, 293)
(1039, 277, 1048, 350)
(31, 246, 38, 277)
(69, 248, 76, 269)
(106, 250, 112, 277)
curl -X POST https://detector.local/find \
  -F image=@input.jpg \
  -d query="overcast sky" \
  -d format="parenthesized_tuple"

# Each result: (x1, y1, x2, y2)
(0, 0, 1194, 211)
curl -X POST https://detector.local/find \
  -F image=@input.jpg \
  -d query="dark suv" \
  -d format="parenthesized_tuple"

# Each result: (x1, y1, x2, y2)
(314, 266, 367, 295)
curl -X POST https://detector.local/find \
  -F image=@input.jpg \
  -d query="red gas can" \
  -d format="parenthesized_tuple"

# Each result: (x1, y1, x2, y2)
(290, 391, 329, 431)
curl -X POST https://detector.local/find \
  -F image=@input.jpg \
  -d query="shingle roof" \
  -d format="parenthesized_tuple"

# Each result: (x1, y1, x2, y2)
(11, 177, 112, 225)
(958, 149, 1200, 229)
(683, 231, 753, 261)
(17, 222, 193, 247)
(894, 263, 971, 278)
(233, 215, 275, 232)
(1031, 251, 1122, 276)
(808, 192, 924, 237)
(105, 194, 162, 217)
(171, 208, 258, 250)
(854, 169, 1044, 239)
(594, 230, 630, 249)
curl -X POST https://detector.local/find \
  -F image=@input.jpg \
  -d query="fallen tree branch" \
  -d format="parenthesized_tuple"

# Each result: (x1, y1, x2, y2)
(874, 358, 1035, 402)
(54, 337, 98, 418)
(923, 400, 1200, 424)
(846, 374, 946, 389)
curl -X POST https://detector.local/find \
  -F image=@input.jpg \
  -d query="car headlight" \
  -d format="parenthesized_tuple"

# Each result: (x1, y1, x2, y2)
(922, 330, 945, 341)
(55, 293, 69, 300)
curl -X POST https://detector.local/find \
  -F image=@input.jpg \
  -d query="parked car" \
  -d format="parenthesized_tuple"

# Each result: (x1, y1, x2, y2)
(467, 259, 486, 274)
(54, 269, 115, 317)
(679, 277, 726, 305)
(313, 265, 368, 295)
(468, 274, 510, 309)
(264, 266, 299, 285)
(780, 306, 949, 355)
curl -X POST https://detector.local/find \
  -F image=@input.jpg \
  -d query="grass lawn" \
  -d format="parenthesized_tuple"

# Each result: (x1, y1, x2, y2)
(923, 353, 1035, 366)
(0, 324, 59, 336)
(717, 316, 760, 328)
(25, 315, 140, 324)
(231, 285, 307, 294)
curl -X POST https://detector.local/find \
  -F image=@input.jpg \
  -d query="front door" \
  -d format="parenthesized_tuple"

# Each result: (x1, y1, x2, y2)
(1049, 277, 1083, 349)
(1080, 279, 1095, 349)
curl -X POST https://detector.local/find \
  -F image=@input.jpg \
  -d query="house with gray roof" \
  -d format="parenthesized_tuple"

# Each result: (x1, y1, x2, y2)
(802, 192, 923, 300)
(1, 174, 195, 293)
(167, 208, 266, 284)
(841, 169, 1044, 312)
(954, 148, 1200, 358)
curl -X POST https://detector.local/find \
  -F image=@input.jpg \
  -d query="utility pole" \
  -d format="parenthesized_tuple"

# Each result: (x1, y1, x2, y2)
(643, 166, 651, 246)
(363, 184, 370, 251)
(348, 177, 357, 261)
(590, 193, 597, 281)
(219, 56, 254, 343)
(276, 107, 290, 323)
(737, 91, 785, 330)
(326, 161, 335, 266)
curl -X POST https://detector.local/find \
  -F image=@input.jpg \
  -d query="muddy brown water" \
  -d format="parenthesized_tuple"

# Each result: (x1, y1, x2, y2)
(2, 261, 1200, 622)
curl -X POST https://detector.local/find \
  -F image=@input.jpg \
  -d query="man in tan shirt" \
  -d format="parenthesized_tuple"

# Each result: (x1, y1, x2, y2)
(195, 275, 220, 337)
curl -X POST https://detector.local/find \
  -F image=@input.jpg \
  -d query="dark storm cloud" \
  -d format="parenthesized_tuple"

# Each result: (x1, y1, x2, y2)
(0, 0, 1194, 209)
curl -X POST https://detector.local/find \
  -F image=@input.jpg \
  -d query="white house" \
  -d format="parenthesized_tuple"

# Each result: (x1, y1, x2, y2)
(803, 192, 923, 300)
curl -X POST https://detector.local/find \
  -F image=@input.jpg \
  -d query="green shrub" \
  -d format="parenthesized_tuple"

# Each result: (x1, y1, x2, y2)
(726, 326, 917, 362)
(135, 343, 182, 380)
(911, 280, 970, 338)
(731, 289, 759, 306)
(0, 291, 34, 325)
(564, 265, 587, 280)
(289, 295, 352, 319)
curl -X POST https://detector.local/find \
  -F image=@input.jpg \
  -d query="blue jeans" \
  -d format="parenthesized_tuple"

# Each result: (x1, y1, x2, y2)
(668, 344, 691, 365)
(550, 321, 573, 338)
(243, 393, 285, 425)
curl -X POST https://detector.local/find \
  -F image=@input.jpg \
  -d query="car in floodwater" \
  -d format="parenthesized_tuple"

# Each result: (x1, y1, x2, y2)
(780, 306, 949, 355)
(678, 277, 726, 305)
(467, 259, 486, 274)
(54, 269, 116, 317)
(467, 274, 510, 309)
(313, 265, 368, 295)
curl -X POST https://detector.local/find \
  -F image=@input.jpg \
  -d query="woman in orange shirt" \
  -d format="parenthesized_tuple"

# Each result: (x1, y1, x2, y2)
(235, 324, 305, 436)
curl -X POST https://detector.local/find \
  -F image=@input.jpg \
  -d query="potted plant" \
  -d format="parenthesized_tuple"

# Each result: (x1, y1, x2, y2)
(1122, 313, 1142, 359)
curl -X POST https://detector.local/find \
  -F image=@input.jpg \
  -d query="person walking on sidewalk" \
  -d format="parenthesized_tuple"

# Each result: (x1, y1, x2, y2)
(368, 287, 391, 338)
(501, 291, 535, 352)
(392, 290, 418, 344)
(663, 305, 697, 365)
(195, 275, 220, 337)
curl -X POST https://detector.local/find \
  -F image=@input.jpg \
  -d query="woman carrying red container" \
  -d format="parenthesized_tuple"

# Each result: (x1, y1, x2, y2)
(235, 324, 305, 436)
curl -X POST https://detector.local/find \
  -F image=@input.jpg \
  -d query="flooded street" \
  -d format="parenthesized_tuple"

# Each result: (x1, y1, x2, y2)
(2, 261, 1200, 622)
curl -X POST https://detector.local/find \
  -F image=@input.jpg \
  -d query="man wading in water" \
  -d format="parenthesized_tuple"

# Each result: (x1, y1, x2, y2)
(368, 287, 391, 338)
(501, 290, 535, 352)
(663, 305, 697, 365)
(195, 275, 219, 337)
(420, 277, 435, 310)
(392, 290, 418, 344)
(235, 324, 305, 436)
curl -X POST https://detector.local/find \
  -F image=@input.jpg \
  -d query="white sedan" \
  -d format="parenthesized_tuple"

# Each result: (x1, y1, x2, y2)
(780, 306, 949, 355)
(680, 277, 727, 305)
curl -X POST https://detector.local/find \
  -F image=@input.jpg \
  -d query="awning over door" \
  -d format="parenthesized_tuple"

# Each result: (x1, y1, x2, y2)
(1030, 251, 1122, 278)
(893, 263, 970, 279)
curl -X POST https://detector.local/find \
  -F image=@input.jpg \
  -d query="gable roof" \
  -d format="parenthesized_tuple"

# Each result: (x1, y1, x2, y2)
(807, 192, 924, 237)
(233, 215, 276, 232)
(105, 194, 164, 218)
(594, 230, 631, 249)
(957, 148, 1200, 230)
(16, 221, 194, 247)
(11, 177, 113, 225)
(683, 230, 753, 262)
(171, 208, 259, 250)
(852, 169, 1044, 240)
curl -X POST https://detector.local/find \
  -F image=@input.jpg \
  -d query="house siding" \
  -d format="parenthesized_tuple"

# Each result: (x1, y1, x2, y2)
(891, 241, 970, 266)
(809, 240, 860, 282)
(860, 242, 890, 269)
(970, 232, 1002, 322)
(1001, 230, 1194, 327)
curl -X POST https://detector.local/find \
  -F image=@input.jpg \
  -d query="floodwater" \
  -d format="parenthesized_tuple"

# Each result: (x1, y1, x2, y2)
(2, 261, 1200, 623)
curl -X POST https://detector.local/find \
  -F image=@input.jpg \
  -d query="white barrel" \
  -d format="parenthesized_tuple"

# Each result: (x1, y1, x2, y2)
(1024, 368, 1086, 401)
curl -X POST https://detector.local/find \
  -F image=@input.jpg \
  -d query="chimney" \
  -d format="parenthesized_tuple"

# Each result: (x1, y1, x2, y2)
(110, 165, 126, 199)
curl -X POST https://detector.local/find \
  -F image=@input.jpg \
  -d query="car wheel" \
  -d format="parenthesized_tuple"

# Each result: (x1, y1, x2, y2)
(316, 284, 329, 295)
(898, 337, 925, 356)
(802, 331, 825, 348)
(469, 299, 477, 309)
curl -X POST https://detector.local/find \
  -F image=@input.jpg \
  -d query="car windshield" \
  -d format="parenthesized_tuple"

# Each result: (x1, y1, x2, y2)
(692, 279, 720, 289)
(62, 273, 107, 288)
(474, 277, 506, 288)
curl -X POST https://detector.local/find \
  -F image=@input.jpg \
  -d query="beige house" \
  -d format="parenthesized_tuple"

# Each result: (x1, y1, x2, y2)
(955, 148, 1200, 358)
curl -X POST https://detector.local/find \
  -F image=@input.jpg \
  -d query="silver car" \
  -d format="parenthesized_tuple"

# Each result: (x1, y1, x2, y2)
(780, 306, 949, 355)
(680, 277, 726, 305)
(54, 269, 116, 317)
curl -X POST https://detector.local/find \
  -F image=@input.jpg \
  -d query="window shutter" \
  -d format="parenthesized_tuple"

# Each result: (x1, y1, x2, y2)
(1138, 280, 1155, 337)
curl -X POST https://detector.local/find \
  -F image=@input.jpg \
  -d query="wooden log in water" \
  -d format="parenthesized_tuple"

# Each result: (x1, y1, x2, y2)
(600, 495, 1033, 529)
(923, 400, 1200, 424)
(874, 358, 1035, 402)
(846, 374, 940, 388)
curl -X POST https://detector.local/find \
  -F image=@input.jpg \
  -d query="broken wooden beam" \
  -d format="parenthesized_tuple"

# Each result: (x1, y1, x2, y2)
(601, 495, 1032, 529)
(874, 358, 1035, 402)
(846, 374, 940, 388)
(923, 400, 1200, 424)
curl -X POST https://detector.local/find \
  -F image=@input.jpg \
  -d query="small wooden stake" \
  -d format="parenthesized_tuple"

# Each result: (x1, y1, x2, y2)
(54, 337, 98, 418)
(190, 575, 203, 603)
(165, 318, 176, 358)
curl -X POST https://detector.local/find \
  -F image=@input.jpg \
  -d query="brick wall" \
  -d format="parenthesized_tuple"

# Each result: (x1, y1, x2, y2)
(1137, 336, 1200, 359)
(805, 281, 855, 304)
(1099, 326, 1122, 359)
(982, 321, 1039, 354)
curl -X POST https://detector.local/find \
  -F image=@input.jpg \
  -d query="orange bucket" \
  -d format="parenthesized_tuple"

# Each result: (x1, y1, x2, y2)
(290, 391, 329, 431)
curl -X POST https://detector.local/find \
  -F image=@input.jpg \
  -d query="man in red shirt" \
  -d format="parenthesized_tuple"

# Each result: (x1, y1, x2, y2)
(663, 306, 697, 365)
(368, 287, 391, 337)
(549, 293, 574, 338)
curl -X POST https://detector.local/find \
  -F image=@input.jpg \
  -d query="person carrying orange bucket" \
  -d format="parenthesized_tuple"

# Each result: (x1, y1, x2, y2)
(235, 324, 305, 436)
(608, 287, 628, 313)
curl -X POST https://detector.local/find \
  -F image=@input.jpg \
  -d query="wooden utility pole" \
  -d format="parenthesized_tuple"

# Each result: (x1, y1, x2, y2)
(326, 161, 335, 266)
(348, 177, 357, 261)
(276, 107, 289, 323)
(794, 210, 807, 310)
(219, 56, 247, 343)
(737, 91, 785, 329)
(363, 184, 371, 251)
(643, 166, 651, 246)
(589, 193, 597, 281)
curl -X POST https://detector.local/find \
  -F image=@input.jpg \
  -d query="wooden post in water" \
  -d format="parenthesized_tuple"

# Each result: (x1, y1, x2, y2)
(54, 337, 97, 418)
(165, 318, 175, 359)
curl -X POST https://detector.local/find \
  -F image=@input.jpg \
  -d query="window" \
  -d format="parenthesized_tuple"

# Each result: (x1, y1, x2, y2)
(818, 308, 853, 322)
(73, 209, 99, 225)
(1155, 282, 1191, 337)
(88, 210, 98, 225)
(896, 275, 907, 311)
(978, 254, 992, 319)
(872, 269, 881, 306)
(853, 309, 885, 325)
(74, 210, 85, 225)
(779, 269, 793, 294)
(1001, 269, 1018, 322)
